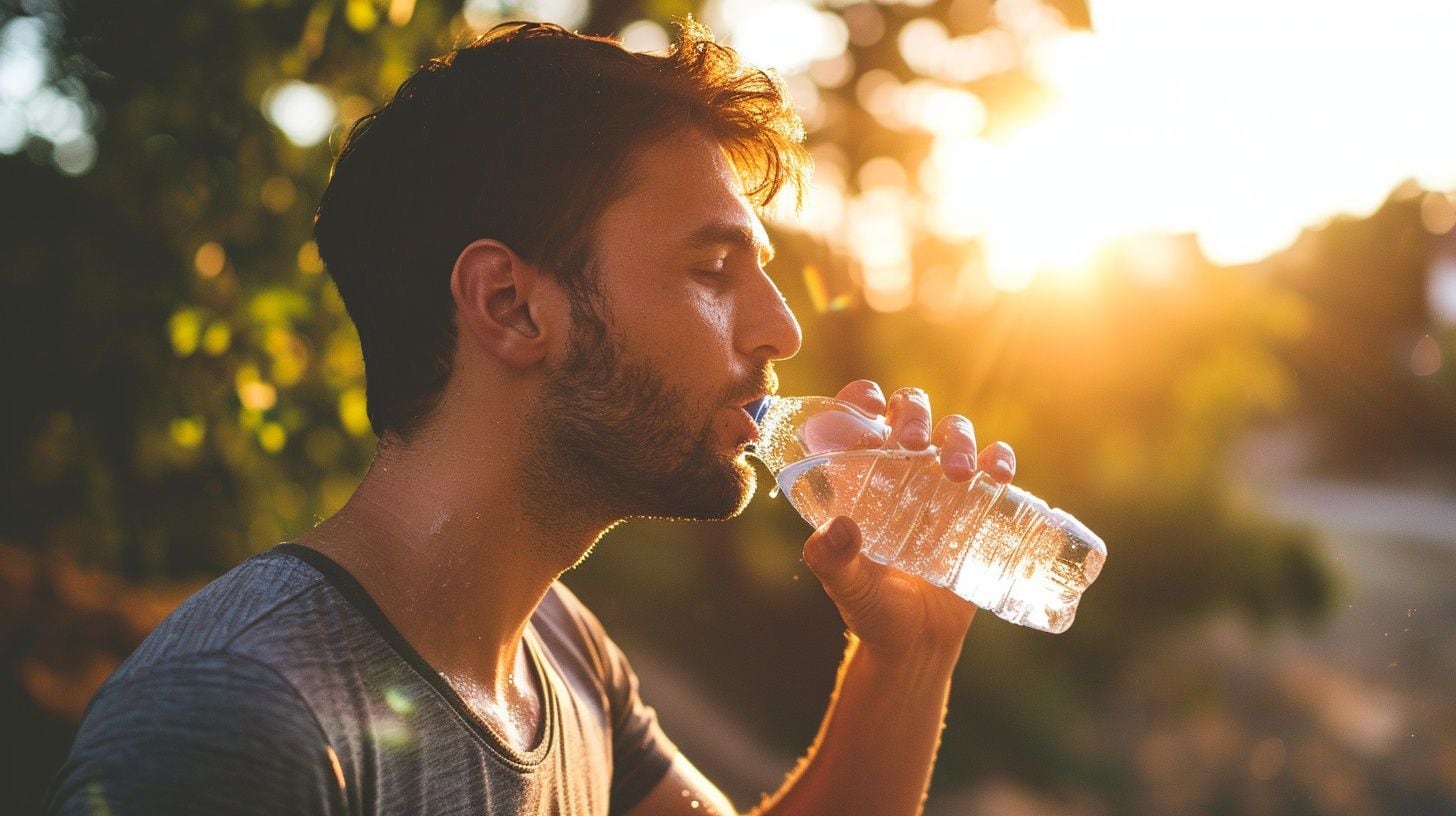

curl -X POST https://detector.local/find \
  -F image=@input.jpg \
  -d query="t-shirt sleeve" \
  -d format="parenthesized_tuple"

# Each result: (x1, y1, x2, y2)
(549, 585, 678, 816)
(48, 651, 345, 816)
(599, 626, 677, 815)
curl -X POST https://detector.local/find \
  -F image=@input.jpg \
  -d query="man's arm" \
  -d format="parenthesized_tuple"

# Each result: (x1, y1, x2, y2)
(630, 382, 1009, 816)
(630, 518, 970, 816)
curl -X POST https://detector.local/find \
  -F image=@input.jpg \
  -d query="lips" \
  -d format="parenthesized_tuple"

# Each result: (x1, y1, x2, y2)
(730, 400, 763, 444)
(740, 396, 773, 425)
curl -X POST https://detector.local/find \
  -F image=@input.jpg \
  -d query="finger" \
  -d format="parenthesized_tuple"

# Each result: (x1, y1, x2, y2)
(886, 387, 933, 450)
(977, 441, 1016, 483)
(932, 415, 978, 482)
(833, 379, 886, 417)
(802, 516, 878, 617)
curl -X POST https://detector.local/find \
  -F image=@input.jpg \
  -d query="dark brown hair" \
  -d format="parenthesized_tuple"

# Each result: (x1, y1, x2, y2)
(313, 19, 809, 441)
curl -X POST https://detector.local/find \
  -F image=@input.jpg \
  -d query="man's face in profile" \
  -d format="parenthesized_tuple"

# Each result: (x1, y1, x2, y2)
(528, 128, 802, 523)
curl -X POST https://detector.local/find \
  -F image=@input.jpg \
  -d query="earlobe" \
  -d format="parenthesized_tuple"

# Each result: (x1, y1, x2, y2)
(450, 239, 553, 369)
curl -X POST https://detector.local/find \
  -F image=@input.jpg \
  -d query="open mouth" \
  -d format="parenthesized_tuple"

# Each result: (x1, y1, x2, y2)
(737, 397, 774, 454)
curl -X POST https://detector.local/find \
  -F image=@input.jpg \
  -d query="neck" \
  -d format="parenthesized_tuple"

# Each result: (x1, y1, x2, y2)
(296, 423, 610, 695)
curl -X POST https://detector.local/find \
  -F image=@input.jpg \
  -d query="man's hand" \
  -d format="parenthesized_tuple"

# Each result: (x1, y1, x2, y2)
(801, 380, 1016, 661)
(631, 382, 1012, 816)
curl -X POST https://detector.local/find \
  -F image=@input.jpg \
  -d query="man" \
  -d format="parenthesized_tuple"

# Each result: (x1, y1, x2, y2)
(50, 19, 1016, 815)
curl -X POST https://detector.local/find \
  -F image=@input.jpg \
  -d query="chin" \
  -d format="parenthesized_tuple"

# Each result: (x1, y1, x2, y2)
(634, 458, 757, 523)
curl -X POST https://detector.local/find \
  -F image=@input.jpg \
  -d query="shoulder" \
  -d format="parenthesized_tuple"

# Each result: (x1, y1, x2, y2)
(50, 650, 345, 815)
(108, 548, 330, 686)
(533, 581, 614, 677)
(538, 580, 604, 632)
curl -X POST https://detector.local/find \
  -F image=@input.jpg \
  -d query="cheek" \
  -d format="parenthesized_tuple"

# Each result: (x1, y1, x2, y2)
(654, 287, 735, 345)
(689, 304, 736, 363)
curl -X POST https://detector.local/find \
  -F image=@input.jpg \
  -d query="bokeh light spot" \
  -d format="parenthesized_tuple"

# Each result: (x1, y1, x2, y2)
(1410, 334, 1442, 377)
(467, 0, 588, 31)
(194, 242, 225, 279)
(388, 0, 417, 27)
(261, 175, 297, 213)
(857, 155, 907, 191)
(236, 366, 278, 411)
(345, 0, 380, 32)
(807, 52, 854, 89)
(619, 20, 669, 53)
(0, 17, 47, 100)
(297, 241, 324, 275)
(200, 321, 231, 356)
(855, 69, 901, 127)
(257, 422, 288, 453)
(169, 416, 206, 450)
(262, 81, 337, 148)
(169, 309, 201, 357)
(723, 1, 847, 75)
(339, 387, 372, 437)
(898, 18, 949, 76)
(840, 4, 884, 48)
(52, 133, 95, 176)
(265, 327, 310, 387)
(1420, 192, 1456, 235)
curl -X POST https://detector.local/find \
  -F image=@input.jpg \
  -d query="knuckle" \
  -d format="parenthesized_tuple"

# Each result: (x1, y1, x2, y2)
(839, 572, 880, 615)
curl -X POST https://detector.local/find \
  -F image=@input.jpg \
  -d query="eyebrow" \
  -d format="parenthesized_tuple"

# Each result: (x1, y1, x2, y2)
(685, 222, 776, 265)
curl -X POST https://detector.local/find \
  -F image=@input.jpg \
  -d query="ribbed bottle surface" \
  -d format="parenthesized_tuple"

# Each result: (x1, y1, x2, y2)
(757, 397, 1105, 633)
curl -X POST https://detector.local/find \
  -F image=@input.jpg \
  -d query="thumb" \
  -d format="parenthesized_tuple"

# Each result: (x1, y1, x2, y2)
(803, 517, 874, 605)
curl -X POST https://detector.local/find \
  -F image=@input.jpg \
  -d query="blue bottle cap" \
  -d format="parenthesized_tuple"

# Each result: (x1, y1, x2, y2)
(744, 396, 774, 425)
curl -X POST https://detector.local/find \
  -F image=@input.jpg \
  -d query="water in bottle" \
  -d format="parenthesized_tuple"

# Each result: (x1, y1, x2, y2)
(747, 396, 1105, 634)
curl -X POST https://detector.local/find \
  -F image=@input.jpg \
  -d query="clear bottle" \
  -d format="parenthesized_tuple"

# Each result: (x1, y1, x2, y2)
(746, 396, 1106, 633)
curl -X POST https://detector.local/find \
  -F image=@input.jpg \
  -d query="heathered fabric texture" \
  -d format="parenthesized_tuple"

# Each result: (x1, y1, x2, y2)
(49, 544, 677, 815)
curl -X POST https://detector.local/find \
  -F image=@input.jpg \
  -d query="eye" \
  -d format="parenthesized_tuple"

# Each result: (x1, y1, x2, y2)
(692, 259, 731, 284)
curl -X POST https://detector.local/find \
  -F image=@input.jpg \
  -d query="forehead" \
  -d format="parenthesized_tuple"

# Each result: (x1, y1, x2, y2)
(594, 128, 771, 256)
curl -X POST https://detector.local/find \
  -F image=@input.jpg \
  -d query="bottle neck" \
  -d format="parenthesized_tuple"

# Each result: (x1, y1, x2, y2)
(748, 396, 892, 475)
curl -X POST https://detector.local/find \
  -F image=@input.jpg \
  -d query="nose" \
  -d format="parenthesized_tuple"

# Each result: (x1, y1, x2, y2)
(739, 270, 803, 362)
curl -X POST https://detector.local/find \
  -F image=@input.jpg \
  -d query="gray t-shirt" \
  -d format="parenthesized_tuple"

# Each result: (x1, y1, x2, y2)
(48, 544, 677, 815)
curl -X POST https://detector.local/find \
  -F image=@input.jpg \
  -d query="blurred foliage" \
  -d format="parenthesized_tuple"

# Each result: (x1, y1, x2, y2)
(4, 0, 1455, 813)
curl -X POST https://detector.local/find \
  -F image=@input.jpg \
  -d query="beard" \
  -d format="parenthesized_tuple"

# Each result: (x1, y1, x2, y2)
(522, 281, 766, 526)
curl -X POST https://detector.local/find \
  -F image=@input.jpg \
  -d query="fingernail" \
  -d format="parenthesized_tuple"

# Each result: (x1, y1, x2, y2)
(948, 452, 973, 476)
(997, 454, 1014, 477)
(826, 517, 856, 555)
(908, 420, 930, 445)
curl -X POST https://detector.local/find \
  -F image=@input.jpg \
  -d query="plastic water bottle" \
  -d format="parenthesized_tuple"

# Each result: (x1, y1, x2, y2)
(746, 395, 1106, 633)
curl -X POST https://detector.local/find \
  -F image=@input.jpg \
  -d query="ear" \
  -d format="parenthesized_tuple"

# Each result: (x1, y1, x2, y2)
(450, 239, 559, 369)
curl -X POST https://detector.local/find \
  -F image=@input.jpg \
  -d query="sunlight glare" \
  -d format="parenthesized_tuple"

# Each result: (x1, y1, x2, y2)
(713, 0, 847, 75)
(894, 0, 1456, 289)
(847, 190, 914, 310)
